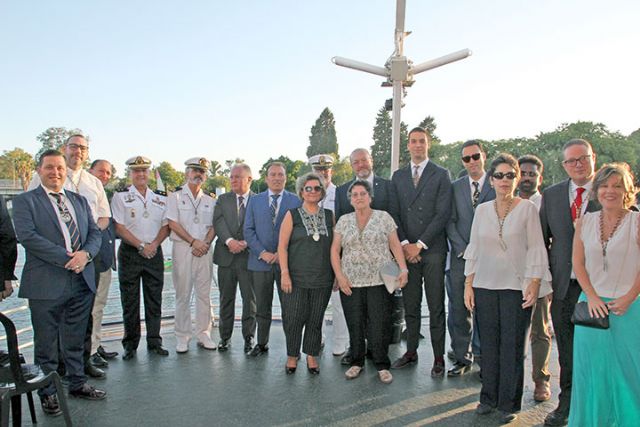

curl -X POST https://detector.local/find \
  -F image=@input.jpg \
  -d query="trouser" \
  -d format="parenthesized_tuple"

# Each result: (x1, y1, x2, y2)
(30, 274, 93, 396)
(550, 279, 582, 412)
(172, 241, 214, 340)
(530, 295, 552, 383)
(404, 252, 446, 356)
(251, 268, 282, 346)
(91, 269, 113, 354)
(341, 285, 393, 370)
(217, 264, 256, 341)
(282, 286, 332, 357)
(118, 243, 164, 350)
(475, 288, 532, 413)
(447, 256, 473, 365)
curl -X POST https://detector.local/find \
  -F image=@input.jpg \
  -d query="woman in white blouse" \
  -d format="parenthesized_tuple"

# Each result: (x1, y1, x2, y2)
(464, 153, 552, 424)
(569, 163, 640, 427)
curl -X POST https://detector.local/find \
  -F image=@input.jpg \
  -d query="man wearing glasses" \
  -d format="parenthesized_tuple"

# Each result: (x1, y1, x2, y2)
(540, 139, 598, 426)
(446, 140, 495, 376)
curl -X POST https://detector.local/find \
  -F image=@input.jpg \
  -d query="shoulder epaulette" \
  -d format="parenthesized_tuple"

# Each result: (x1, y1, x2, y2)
(154, 189, 167, 196)
(174, 186, 182, 192)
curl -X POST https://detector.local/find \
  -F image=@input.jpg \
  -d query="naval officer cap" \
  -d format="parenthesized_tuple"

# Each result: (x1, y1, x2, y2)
(185, 157, 210, 172)
(309, 154, 335, 170)
(126, 156, 152, 170)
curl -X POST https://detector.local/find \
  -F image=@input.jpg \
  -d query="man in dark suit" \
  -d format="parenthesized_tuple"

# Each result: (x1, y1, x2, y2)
(390, 127, 452, 377)
(13, 150, 106, 417)
(244, 161, 301, 356)
(213, 163, 257, 353)
(446, 140, 495, 376)
(0, 195, 17, 300)
(540, 139, 598, 426)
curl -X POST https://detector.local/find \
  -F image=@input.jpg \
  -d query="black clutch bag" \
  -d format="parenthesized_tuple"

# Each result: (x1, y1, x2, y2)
(571, 301, 609, 329)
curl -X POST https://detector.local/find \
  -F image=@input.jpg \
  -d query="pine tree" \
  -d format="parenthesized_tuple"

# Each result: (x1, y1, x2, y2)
(306, 108, 338, 158)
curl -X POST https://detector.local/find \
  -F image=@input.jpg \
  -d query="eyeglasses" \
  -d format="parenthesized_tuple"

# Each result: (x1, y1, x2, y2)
(350, 191, 369, 198)
(562, 154, 592, 167)
(521, 171, 538, 178)
(492, 172, 517, 180)
(303, 186, 322, 193)
(67, 143, 89, 152)
(462, 153, 482, 163)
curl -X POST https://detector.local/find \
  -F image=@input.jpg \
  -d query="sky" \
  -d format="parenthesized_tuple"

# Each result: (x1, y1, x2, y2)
(1, 0, 639, 177)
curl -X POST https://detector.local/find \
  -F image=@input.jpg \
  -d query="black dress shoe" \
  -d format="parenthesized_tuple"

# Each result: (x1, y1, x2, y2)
(40, 394, 62, 417)
(431, 358, 445, 378)
(69, 383, 107, 400)
(85, 363, 106, 379)
(544, 409, 569, 426)
(475, 402, 494, 415)
(244, 336, 254, 353)
(90, 352, 109, 368)
(122, 348, 136, 361)
(341, 349, 353, 365)
(218, 339, 230, 352)
(248, 344, 268, 357)
(499, 411, 517, 424)
(148, 345, 169, 356)
(391, 352, 418, 369)
(97, 345, 119, 359)
(447, 362, 471, 377)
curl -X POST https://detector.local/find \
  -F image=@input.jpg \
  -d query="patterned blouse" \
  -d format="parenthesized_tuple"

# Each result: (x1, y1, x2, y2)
(335, 209, 397, 287)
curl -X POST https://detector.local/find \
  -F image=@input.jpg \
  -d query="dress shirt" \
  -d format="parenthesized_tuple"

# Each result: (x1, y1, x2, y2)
(42, 185, 78, 252)
(322, 183, 336, 213)
(111, 185, 168, 243)
(166, 186, 215, 242)
(410, 159, 429, 180)
(528, 191, 542, 211)
(468, 172, 487, 202)
(267, 189, 282, 218)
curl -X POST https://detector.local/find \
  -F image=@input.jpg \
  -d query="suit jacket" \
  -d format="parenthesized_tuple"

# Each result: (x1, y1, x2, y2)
(244, 190, 301, 272)
(95, 219, 116, 273)
(334, 176, 397, 221)
(391, 161, 452, 256)
(540, 179, 599, 300)
(213, 191, 255, 268)
(446, 176, 495, 256)
(12, 186, 101, 300)
(0, 196, 17, 281)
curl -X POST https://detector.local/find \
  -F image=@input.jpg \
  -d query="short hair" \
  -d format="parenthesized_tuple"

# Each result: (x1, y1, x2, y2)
(408, 126, 429, 140)
(37, 149, 65, 168)
(562, 138, 593, 153)
(65, 134, 87, 145)
(266, 161, 286, 174)
(90, 159, 110, 170)
(347, 179, 372, 199)
(518, 154, 544, 174)
(231, 163, 252, 177)
(349, 148, 373, 162)
(461, 139, 484, 153)
(488, 153, 520, 179)
(296, 172, 326, 200)
(591, 162, 638, 209)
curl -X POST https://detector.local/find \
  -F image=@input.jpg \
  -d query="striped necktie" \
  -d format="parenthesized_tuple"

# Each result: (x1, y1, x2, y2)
(472, 181, 480, 209)
(50, 192, 81, 252)
(238, 195, 246, 225)
(413, 165, 420, 187)
(270, 194, 280, 224)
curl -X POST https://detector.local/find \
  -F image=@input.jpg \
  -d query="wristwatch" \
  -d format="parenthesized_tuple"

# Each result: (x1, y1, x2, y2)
(137, 242, 146, 252)
(85, 251, 93, 262)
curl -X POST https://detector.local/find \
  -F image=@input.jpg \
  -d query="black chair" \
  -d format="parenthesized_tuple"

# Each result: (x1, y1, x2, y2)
(0, 312, 72, 426)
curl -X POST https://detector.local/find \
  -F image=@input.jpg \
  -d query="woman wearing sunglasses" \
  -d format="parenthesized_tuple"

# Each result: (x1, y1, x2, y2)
(278, 173, 334, 374)
(463, 153, 552, 424)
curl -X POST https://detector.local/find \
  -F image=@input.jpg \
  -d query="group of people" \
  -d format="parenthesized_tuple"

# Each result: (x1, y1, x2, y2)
(3, 128, 639, 426)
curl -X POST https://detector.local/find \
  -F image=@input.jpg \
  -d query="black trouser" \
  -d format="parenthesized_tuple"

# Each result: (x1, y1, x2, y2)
(447, 256, 474, 366)
(403, 252, 446, 356)
(550, 279, 582, 413)
(281, 286, 331, 357)
(341, 285, 393, 370)
(217, 265, 256, 341)
(251, 268, 282, 346)
(475, 288, 532, 413)
(118, 243, 164, 350)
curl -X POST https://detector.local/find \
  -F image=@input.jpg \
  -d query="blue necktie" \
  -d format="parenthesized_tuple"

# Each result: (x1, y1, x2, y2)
(270, 194, 280, 224)
(50, 192, 81, 252)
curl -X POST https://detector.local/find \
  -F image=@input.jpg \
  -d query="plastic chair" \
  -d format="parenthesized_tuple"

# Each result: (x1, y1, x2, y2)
(0, 312, 72, 426)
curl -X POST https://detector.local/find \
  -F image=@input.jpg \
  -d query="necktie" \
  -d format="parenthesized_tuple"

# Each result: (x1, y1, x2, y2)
(238, 195, 246, 224)
(270, 194, 280, 224)
(413, 165, 420, 188)
(571, 187, 586, 222)
(50, 192, 81, 252)
(472, 181, 480, 209)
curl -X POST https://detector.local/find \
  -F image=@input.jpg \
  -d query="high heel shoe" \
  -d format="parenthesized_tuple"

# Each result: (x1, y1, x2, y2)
(285, 365, 297, 374)
(307, 356, 320, 375)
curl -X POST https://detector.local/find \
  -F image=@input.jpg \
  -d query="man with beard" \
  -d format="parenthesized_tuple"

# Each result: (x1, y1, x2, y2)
(166, 157, 216, 353)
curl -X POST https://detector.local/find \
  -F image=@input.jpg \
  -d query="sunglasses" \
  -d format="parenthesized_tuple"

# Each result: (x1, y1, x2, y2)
(304, 186, 322, 193)
(462, 153, 482, 163)
(492, 172, 517, 180)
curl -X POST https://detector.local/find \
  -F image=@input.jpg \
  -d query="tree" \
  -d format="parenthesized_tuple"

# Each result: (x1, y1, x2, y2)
(155, 162, 185, 192)
(331, 157, 353, 186)
(370, 106, 413, 178)
(35, 127, 86, 161)
(204, 175, 230, 195)
(306, 107, 338, 158)
(0, 148, 35, 190)
(418, 115, 442, 145)
(252, 156, 306, 193)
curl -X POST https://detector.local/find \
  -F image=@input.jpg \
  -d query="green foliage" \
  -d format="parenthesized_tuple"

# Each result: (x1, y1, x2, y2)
(306, 107, 338, 158)
(155, 161, 185, 192)
(35, 127, 87, 162)
(251, 156, 306, 193)
(0, 148, 35, 191)
(331, 157, 353, 186)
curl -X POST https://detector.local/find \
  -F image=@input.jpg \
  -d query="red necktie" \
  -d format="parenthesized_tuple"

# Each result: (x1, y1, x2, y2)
(571, 187, 585, 221)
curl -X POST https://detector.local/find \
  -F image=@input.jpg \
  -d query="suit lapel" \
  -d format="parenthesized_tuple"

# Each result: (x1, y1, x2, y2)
(560, 180, 574, 227)
(478, 177, 493, 204)
(410, 163, 435, 205)
(65, 191, 87, 245)
(35, 186, 64, 236)
(460, 179, 473, 212)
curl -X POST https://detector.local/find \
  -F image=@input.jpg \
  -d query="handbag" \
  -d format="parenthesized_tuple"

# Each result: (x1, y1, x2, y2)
(571, 301, 609, 329)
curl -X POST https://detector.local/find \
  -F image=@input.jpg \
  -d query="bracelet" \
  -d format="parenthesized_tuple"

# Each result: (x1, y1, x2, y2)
(189, 238, 195, 247)
(400, 268, 408, 273)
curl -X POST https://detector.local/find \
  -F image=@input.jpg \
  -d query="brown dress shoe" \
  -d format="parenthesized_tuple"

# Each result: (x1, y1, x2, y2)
(534, 380, 551, 402)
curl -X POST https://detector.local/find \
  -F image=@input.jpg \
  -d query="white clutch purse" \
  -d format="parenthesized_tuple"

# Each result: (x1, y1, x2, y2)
(379, 260, 401, 294)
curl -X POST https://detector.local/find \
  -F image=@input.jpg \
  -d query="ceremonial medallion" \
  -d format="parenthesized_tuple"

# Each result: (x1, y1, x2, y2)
(313, 232, 320, 242)
(143, 210, 150, 218)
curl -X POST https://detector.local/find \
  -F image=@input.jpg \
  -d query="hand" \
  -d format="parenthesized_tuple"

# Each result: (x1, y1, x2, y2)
(281, 271, 292, 294)
(403, 244, 421, 261)
(396, 271, 408, 289)
(337, 275, 352, 296)
(586, 292, 609, 318)
(522, 280, 541, 308)
(141, 242, 158, 259)
(464, 285, 474, 311)
(259, 251, 276, 264)
(65, 250, 90, 273)
(227, 239, 244, 254)
(0, 281, 13, 301)
(607, 294, 634, 316)
(332, 279, 339, 292)
(191, 239, 209, 257)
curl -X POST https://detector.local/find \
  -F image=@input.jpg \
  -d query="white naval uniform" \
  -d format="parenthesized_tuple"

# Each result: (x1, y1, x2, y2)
(111, 186, 168, 241)
(166, 186, 216, 342)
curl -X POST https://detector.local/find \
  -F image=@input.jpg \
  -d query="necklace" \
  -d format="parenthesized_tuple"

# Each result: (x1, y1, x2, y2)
(68, 169, 83, 193)
(134, 190, 150, 218)
(599, 209, 626, 272)
(300, 206, 324, 242)
(188, 191, 202, 223)
(494, 197, 515, 251)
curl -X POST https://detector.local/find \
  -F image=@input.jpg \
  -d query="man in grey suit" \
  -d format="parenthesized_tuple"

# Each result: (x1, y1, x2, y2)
(540, 139, 598, 427)
(446, 140, 495, 376)
(391, 127, 452, 377)
(13, 150, 106, 417)
(213, 163, 257, 353)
